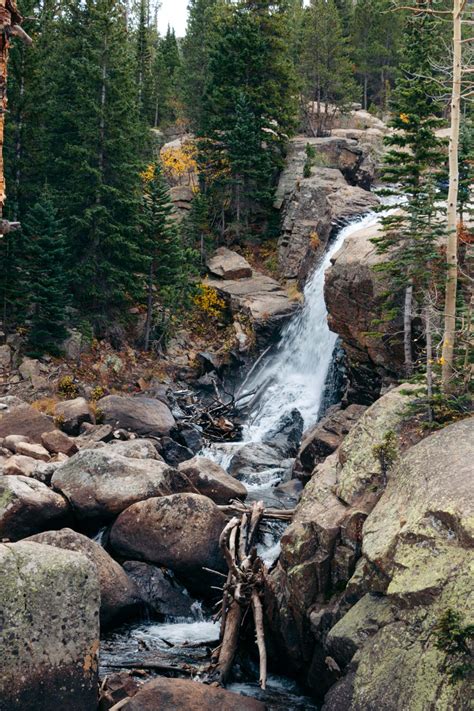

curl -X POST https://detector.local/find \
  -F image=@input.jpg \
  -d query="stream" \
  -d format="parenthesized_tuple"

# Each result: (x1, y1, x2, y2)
(101, 211, 384, 709)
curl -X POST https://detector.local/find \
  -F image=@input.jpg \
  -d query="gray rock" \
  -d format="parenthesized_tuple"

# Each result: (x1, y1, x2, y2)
(18, 356, 41, 381)
(123, 560, 195, 618)
(108, 438, 162, 460)
(0, 475, 69, 540)
(4, 433, 30, 452)
(262, 408, 304, 457)
(0, 540, 100, 710)
(55, 397, 95, 436)
(51, 449, 174, 520)
(207, 247, 253, 280)
(229, 441, 292, 485)
(26, 528, 141, 626)
(161, 437, 194, 466)
(178, 456, 247, 504)
(0, 343, 11, 369)
(98, 395, 176, 437)
(110, 493, 227, 593)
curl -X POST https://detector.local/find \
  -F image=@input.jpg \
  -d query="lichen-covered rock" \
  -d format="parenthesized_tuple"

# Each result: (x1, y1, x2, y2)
(110, 493, 227, 593)
(51, 449, 174, 520)
(98, 395, 176, 437)
(321, 418, 474, 710)
(0, 540, 100, 710)
(26, 528, 141, 626)
(0, 475, 69, 540)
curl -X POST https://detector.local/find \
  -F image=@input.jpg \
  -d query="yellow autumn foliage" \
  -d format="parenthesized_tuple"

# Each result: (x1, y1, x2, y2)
(161, 140, 198, 187)
(193, 284, 226, 318)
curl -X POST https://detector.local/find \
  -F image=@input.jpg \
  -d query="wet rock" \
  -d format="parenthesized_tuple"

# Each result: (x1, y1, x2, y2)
(3, 454, 38, 477)
(178, 456, 248, 504)
(229, 442, 292, 485)
(207, 247, 253, 280)
(0, 540, 100, 710)
(262, 408, 304, 457)
(98, 672, 140, 710)
(110, 493, 227, 593)
(161, 437, 194, 466)
(26, 528, 141, 626)
(0, 402, 55, 442)
(41, 429, 78, 457)
(123, 561, 195, 618)
(55, 397, 95, 436)
(51, 449, 174, 520)
(15, 441, 50, 462)
(98, 395, 176, 437)
(325, 220, 405, 400)
(296, 404, 367, 477)
(273, 479, 303, 507)
(120, 677, 265, 711)
(177, 425, 203, 453)
(0, 475, 69, 540)
(4, 433, 30, 452)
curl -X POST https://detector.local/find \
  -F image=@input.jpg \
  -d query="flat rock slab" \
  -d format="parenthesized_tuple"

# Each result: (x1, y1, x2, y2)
(0, 403, 55, 443)
(98, 395, 176, 437)
(0, 541, 100, 711)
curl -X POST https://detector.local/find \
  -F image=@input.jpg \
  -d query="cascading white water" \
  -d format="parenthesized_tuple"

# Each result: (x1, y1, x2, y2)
(239, 211, 382, 443)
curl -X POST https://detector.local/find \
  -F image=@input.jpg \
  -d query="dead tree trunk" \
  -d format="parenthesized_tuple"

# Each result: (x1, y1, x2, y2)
(206, 501, 268, 690)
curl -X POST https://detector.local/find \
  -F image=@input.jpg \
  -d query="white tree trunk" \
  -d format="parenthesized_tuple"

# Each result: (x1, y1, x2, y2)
(404, 282, 414, 377)
(441, 0, 461, 390)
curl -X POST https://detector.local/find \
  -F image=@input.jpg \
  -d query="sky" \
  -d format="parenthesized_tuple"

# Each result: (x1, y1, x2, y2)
(157, 0, 189, 37)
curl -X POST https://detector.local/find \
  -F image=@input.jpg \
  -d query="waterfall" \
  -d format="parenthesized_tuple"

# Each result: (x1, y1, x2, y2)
(239, 211, 381, 442)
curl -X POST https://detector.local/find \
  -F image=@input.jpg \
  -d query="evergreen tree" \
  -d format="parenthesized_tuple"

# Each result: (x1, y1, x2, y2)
(140, 162, 196, 349)
(135, 0, 154, 126)
(22, 193, 69, 356)
(372, 9, 446, 375)
(301, 0, 359, 135)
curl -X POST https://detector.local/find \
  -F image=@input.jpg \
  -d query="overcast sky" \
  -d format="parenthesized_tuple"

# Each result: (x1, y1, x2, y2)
(157, 0, 189, 37)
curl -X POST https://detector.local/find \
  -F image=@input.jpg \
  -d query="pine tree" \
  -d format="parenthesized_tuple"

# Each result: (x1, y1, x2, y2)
(135, 0, 154, 126)
(372, 9, 446, 376)
(22, 193, 69, 356)
(301, 0, 359, 136)
(140, 162, 196, 350)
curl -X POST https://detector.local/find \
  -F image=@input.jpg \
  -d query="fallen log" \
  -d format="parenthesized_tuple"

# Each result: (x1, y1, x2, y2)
(218, 501, 295, 521)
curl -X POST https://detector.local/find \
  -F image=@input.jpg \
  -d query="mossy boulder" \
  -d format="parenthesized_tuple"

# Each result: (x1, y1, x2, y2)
(0, 541, 100, 710)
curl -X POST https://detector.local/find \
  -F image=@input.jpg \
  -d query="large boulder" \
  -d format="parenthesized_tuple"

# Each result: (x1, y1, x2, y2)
(178, 456, 247, 504)
(229, 442, 293, 486)
(275, 136, 379, 283)
(0, 402, 55, 442)
(51, 449, 174, 520)
(98, 395, 176, 437)
(207, 247, 253, 280)
(265, 384, 417, 679)
(262, 408, 304, 457)
(0, 475, 69, 541)
(325, 219, 405, 401)
(26, 528, 141, 626)
(322, 418, 474, 710)
(123, 561, 195, 618)
(120, 677, 265, 711)
(0, 540, 100, 710)
(110, 493, 227, 592)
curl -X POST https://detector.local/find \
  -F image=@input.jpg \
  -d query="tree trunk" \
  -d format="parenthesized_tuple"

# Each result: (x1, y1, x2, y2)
(144, 261, 154, 351)
(441, 0, 461, 391)
(404, 282, 414, 377)
(424, 302, 433, 424)
(364, 74, 368, 111)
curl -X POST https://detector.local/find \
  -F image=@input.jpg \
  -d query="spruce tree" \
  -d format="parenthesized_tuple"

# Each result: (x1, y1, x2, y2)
(140, 162, 196, 349)
(372, 9, 446, 375)
(301, 0, 358, 135)
(22, 193, 69, 356)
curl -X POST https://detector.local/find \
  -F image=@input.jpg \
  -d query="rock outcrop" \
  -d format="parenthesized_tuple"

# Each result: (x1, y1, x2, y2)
(276, 136, 380, 283)
(51, 449, 174, 520)
(325, 220, 405, 401)
(26, 528, 141, 626)
(0, 541, 100, 710)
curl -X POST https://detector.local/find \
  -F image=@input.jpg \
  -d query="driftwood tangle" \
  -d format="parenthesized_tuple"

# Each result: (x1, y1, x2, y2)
(0, 0, 31, 233)
(205, 500, 268, 690)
